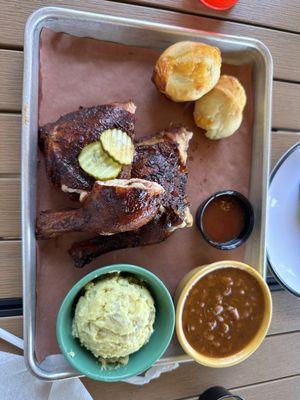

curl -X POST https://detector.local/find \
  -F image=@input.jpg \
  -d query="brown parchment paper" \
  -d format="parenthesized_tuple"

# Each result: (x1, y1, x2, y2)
(36, 28, 253, 362)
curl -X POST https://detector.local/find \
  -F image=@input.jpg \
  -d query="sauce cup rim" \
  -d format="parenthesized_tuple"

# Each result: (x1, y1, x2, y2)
(196, 190, 255, 250)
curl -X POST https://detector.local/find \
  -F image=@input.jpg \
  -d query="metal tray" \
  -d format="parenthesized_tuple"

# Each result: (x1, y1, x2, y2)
(21, 6, 273, 380)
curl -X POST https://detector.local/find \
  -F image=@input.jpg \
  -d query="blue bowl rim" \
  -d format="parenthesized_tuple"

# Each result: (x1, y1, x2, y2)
(56, 263, 175, 381)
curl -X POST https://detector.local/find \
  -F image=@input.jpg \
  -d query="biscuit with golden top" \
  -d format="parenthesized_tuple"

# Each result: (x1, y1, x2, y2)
(193, 75, 247, 140)
(152, 41, 222, 102)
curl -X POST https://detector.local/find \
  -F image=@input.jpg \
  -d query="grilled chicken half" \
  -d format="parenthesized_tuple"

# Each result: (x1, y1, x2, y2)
(36, 179, 164, 239)
(69, 127, 193, 267)
(39, 102, 136, 194)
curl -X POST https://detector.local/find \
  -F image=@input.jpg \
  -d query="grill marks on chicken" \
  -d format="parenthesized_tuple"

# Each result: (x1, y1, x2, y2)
(132, 127, 193, 230)
(69, 127, 193, 267)
(39, 102, 136, 192)
(37, 101, 193, 265)
(36, 179, 164, 239)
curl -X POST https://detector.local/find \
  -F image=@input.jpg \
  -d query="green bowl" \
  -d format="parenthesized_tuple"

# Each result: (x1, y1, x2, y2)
(57, 264, 175, 381)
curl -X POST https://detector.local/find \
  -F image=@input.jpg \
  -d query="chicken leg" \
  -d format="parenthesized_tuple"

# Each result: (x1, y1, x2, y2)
(36, 178, 164, 239)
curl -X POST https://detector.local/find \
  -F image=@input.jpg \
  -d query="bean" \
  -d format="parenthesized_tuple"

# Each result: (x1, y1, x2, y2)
(222, 323, 230, 333)
(215, 294, 223, 304)
(208, 320, 217, 331)
(214, 305, 224, 315)
(217, 315, 224, 322)
(228, 307, 240, 320)
(204, 331, 214, 341)
(221, 277, 234, 286)
(224, 287, 232, 296)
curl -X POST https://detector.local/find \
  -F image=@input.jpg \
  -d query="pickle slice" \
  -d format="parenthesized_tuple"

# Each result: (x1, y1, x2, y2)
(78, 141, 122, 180)
(100, 129, 134, 165)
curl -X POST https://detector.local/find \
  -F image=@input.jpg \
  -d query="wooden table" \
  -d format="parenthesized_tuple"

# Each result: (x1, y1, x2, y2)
(0, 1, 300, 398)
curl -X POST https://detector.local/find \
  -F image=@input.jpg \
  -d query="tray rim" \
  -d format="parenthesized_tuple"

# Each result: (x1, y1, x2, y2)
(21, 5, 273, 380)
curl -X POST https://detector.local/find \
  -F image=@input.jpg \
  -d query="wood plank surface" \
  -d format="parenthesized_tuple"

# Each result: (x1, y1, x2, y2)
(1, 1, 300, 82)
(0, 114, 21, 174)
(272, 82, 300, 130)
(0, 113, 22, 175)
(0, 315, 300, 400)
(271, 131, 300, 169)
(188, 375, 300, 400)
(0, 241, 21, 298)
(132, 0, 300, 33)
(1, 49, 300, 129)
(0, 1, 299, 398)
(232, 376, 300, 400)
(0, 316, 22, 338)
(0, 50, 23, 111)
(0, 316, 23, 355)
(0, 179, 20, 238)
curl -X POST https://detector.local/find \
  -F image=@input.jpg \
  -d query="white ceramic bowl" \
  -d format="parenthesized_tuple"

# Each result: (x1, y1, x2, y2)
(267, 142, 300, 296)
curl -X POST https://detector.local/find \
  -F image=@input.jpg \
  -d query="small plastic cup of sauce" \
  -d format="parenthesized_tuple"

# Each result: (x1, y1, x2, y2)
(196, 190, 254, 250)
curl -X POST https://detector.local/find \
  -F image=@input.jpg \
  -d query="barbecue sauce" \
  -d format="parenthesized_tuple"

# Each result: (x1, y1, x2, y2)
(202, 195, 245, 243)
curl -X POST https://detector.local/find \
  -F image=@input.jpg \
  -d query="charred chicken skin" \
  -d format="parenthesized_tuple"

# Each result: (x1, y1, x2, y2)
(36, 179, 164, 239)
(69, 127, 193, 267)
(39, 102, 136, 193)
